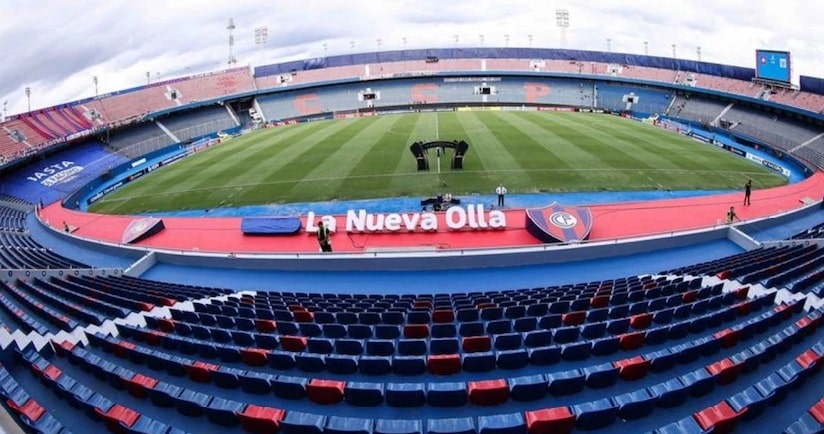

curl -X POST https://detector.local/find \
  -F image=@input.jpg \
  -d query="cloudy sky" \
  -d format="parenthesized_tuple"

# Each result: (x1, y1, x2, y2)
(1, 0, 821, 117)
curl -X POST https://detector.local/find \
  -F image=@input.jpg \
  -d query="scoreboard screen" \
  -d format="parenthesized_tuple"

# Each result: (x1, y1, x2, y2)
(755, 49, 791, 83)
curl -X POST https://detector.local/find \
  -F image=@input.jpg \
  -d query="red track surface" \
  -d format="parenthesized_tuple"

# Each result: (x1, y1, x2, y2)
(41, 173, 824, 254)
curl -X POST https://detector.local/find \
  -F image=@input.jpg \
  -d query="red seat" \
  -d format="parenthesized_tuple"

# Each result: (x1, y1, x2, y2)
(427, 354, 461, 375)
(6, 398, 45, 423)
(404, 324, 429, 339)
(432, 310, 454, 323)
(306, 379, 345, 405)
(612, 355, 650, 380)
(797, 316, 817, 335)
(255, 319, 277, 333)
(796, 348, 822, 370)
(476, 302, 496, 310)
(693, 401, 746, 434)
(713, 329, 738, 348)
(413, 300, 432, 309)
(186, 361, 219, 383)
(288, 305, 307, 312)
(280, 335, 308, 352)
(293, 310, 314, 323)
(159, 297, 177, 306)
(809, 398, 824, 423)
(468, 379, 509, 406)
(138, 302, 154, 312)
(590, 295, 610, 308)
(716, 270, 730, 280)
(113, 340, 136, 358)
(705, 358, 743, 385)
(241, 348, 269, 366)
(126, 373, 158, 398)
(525, 406, 575, 434)
(681, 290, 698, 303)
(735, 300, 753, 316)
(42, 364, 62, 381)
(734, 286, 750, 299)
(561, 311, 586, 326)
(618, 331, 645, 351)
(629, 313, 652, 330)
(462, 335, 492, 353)
(238, 404, 285, 433)
(157, 318, 175, 332)
(53, 340, 75, 356)
(96, 404, 140, 431)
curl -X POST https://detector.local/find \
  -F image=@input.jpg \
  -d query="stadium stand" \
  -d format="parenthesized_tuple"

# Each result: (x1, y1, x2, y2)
(156, 105, 239, 144)
(668, 95, 728, 125)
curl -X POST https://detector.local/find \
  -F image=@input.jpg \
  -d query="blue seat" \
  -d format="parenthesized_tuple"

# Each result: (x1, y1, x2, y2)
(267, 350, 295, 370)
(173, 389, 212, 417)
(478, 412, 526, 434)
(547, 369, 585, 396)
(552, 326, 579, 344)
(324, 416, 373, 434)
(486, 319, 512, 335)
(407, 311, 430, 324)
(528, 345, 562, 365)
(426, 382, 468, 407)
(210, 327, 232, 343)
(231, 331, 254, 346)
(606, 318, 630, 334)
(398, 339, 427, 356)
(754, 372, 791, 404)
(348, 325, 373, 339)
(427, 417, 476, 434)
(573, 398, 618, 430)
(561, 341, 590, 361)
(393, 356, 427, 375)
(206, 396, 244, 426)
(459, 322, 485, 337)
(307, 338, 333, 354)
(509, 374, 548, 402)
(374, 419, 423, 434)
(385, 383, 426, 407)
(212, 366, 241, 389)
(281, 411, 325, 434)
(326, 355, 358, 375)
(359, 356, 392, 376)
(238, 371, 273, 394)
(497, 349, 529, 369)
(614, 389, 657, 420)
(784, 412, 824, 434)
(513, 317, 537, 332)
(523, 330, 552, 348)
(323, 324, 348, 339)
(457, 308, 480, 322)
(254, 334, 278, 350)
(295, 354, 326, 372)
(335, 339, 364, 356)
(587, 308, 609, 323)
(431, 324, 457, 338)
(148, 381, 182, 408)
(590, 336, 619, 356)
(345, 382, 384, 407)
(650, 415, 704, 434)
(430, 338, 459, 355)
(367, 340, 395, 356)
(649, 378, 689, 408)
(358, 312, 381, 325)
(648, 348, 677, 373)
(125, 415, 170, 434)
(581, 322, 607, 339)
(582, 363, 619, 389)
(272, 375, 308, 400)
(462, 352, 497, 372)
(526, 303, 549, 317)
(494, 333, 522, 351)
(680, 369, 715, 397)
(726, 385, 768, 420)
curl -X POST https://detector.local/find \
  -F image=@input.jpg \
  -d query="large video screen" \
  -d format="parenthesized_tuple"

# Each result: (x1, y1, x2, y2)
(755, 49, 791, 83)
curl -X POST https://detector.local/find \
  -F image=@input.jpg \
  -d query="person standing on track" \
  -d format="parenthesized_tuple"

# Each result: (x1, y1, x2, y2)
(744, 180, 752, 206)
(496, 183, 507, 208)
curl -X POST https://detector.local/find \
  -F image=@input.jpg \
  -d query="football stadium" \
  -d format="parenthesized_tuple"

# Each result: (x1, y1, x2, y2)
(2, 8, 824, 434)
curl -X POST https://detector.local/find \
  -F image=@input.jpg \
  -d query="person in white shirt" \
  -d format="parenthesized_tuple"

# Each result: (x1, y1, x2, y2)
(495, 183, 507, 207)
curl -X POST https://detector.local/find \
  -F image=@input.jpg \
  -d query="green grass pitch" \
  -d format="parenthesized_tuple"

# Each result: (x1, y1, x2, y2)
(89, 111, 788, 214)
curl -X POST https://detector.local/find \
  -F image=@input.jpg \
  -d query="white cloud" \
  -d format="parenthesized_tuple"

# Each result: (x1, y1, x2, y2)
(1, 0, 821, 116)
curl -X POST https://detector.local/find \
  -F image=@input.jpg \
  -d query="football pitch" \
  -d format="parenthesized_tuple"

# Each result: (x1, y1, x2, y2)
(89, 111, 787, 214)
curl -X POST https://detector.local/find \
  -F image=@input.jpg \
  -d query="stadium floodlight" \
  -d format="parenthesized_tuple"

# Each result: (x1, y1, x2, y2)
(25, 87, 31, 112)
(606, 38, 611, 52)
(322, 43, 328, 55)
(643, 41, 649, 55)
(350, 40, 355, 52)
(402, 36, 407, 48)
(504, 34, 510, 47)
(555, 9, 570, 48)
(453, 34, 459, 46)
(227, 18, 237, 66)
(671, 43, 677, 59)
(696, 46, 702, 61)
(93, 76, 98, 97)
(146, 71, 150, 84)
(479, 34, 484, 46)
(528, 34, 533, 48)
(254, 26, 268, 66)
(2, 100, 7, 121)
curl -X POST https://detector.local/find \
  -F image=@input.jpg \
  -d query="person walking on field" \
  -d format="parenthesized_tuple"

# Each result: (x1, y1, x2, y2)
(317, 221, 332, 252)
(496, 183, 507, 208)
(744, 180, 752, 206)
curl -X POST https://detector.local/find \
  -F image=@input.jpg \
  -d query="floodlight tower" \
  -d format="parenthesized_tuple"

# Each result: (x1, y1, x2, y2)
(696, 46, 702, 61)
(504, 34, 510, 47)
(25, 87, 31, 112)
(227, 18, 237, 66)
(93, 76, 98, 97)
(555, 9, 570, 48)
(528, 34, 533, 48)
(254, 26, 268, 65)
(643, 41, 649, 55)
(606, 38, 611, 52)
(671, 43, 677, 59)
(2, 100, 8, 122)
